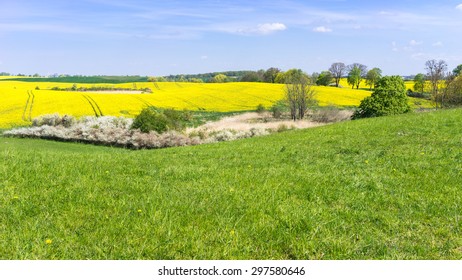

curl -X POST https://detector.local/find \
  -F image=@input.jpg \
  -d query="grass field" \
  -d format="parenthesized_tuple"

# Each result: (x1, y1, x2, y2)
(0, 79, 432, 129)
(1, 109, 461, 259)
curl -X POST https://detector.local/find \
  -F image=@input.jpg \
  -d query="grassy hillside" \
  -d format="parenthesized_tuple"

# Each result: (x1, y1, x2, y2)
(1, 109, 461, 259)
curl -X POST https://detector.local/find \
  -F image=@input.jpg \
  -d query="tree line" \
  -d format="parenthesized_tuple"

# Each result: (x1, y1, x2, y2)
(412, 60, 462, 108)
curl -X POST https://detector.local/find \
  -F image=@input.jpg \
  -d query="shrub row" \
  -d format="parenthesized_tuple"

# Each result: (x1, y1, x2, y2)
(4, 114, 272, 149)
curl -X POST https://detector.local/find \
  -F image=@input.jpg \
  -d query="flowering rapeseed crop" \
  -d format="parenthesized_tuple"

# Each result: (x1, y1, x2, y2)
(0, 79, 428, 129)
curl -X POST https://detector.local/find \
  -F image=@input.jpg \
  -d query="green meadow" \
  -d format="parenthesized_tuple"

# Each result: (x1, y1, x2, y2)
(1, 109, 461, 259)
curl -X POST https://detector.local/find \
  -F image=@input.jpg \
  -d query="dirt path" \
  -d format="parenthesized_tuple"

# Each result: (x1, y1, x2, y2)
(188, 112, 326, 133)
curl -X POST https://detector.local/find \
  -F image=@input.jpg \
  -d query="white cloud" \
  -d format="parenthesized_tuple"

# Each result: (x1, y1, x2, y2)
(232, 22, 287, 35)
(456, 4, 462, 10)
(409, 39, 422, 46)
(432, 41, 443, 47)
(256, 23, 286, 34)
(391, 41, 398, 52)
(313, 26, 332, 33)
(200, 55, 208, 60)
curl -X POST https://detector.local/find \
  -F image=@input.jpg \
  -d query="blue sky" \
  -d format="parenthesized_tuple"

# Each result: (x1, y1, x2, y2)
(1, 0, 461, 76)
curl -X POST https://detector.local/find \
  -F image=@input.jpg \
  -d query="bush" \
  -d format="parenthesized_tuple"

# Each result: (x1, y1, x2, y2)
(352, 76, 411, 119)
(131, 107, 169, 133)
(256, 104, 266, 114)
(131, 107, 192, 133)
(270, 100, 287, 118)
(32, 114, 76, 128)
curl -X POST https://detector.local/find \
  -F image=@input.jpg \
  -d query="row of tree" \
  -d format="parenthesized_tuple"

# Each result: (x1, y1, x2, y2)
(411, 60, 462, 108)
(151, 64, 385, 89)
(314, 63, 382, 89)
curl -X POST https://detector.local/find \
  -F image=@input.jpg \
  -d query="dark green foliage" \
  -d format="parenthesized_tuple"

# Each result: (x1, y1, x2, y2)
(240, 71, 263, 82)
(413, 73, 426, 93)
(131, 107, 193, 133)
(453, 64, 462, 76)
(270, 100, 287, 118)
(163, 108, 192, 130)
(316, 71, 333, 86)
(263, 67, 281, 83)
(2, 76, 148, 83)
(256, 104, 266, 114)
(131, 107, 169, 133)
(352, 76, 411, 119)
(443, 75, 462, 107)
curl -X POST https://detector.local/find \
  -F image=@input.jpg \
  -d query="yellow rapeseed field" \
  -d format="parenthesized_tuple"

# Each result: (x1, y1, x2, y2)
(0, 79, 430, 128)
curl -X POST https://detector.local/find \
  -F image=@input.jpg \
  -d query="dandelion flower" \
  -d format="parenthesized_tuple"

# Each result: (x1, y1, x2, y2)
(45, 239, 52, 245)
(137, 209, 142, 213)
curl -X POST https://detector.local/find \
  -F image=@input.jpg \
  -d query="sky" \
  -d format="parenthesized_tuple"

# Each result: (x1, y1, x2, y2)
(1, 0, 461, 76)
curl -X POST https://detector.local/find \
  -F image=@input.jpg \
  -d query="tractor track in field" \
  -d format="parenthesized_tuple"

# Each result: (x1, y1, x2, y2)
(22, 90, 35, 121)
(132, 95, 153, 108)
(82, 94, 104, 117)
(152, 82, 161, 90)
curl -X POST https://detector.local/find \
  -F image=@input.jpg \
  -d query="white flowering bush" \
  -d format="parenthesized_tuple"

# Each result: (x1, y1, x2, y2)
(5, 114, 276, 149)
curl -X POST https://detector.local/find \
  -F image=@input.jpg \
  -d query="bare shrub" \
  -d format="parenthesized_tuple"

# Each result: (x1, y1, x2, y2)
(311, 108, 353, 123)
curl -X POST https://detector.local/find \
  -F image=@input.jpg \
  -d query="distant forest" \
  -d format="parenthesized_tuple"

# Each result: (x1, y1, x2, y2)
(0, 70, 274, 83)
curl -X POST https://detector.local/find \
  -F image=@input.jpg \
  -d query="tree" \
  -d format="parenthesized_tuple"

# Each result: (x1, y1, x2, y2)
(274, 68, 310, 84)
(281, 69, 316, 121)
(188, 78, 203, 83)
(443, 75, 462, 106)
(263, 67, 281, 83)
(413, 73, 426, 93)
(352, 76, 411, 119)
(453, 64, 462, 76)
(316, 71, 333, 86)
(310, 72, 320, 85)
(425, 59, 447, 108)
(240, 71, 263, 82)
(274, 72, 286, 84)
(329, 62, 346, 87)
(347, 63, 367, 89)
(211, 74, 228, 83)
(365, 68, 382, 89)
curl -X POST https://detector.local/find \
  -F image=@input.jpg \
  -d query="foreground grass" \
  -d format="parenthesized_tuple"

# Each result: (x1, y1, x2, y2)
(1, 109, 462, 259)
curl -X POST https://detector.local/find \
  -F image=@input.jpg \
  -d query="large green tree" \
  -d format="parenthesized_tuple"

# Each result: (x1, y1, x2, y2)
(263, 67, 281, 83)
(365, 68, 382, 89)
(347, 63, 367, 89)
(316, 71, 333, 86)
(352, 76, 411, 119)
